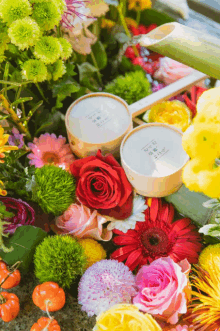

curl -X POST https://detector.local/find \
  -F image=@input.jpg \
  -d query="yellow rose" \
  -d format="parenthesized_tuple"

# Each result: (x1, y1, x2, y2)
(93, 304, 162, 331)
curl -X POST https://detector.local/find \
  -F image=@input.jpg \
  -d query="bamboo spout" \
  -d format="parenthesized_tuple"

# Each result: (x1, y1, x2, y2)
(138, 22, 220, 79)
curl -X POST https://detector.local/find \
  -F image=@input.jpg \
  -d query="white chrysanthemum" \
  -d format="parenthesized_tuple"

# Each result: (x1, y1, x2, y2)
(107, 195, 148, 233)
(78, 260, 137, 317)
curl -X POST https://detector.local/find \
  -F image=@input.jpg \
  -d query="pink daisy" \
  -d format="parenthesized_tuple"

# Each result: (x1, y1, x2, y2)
(27, 133, 75, 171)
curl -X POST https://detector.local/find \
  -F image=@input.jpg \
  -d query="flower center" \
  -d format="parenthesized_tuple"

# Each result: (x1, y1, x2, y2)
(141, 227, 169, 254)
(42, 152, 60, 164)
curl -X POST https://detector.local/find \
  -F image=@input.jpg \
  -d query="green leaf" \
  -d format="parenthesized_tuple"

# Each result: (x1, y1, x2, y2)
(199, 224, 220, 237)
(77, 62, 98, 83)
(11, 97, 33, 106)
(53, 80, 80, 99)
(0, 226, 47, 274)
(90, 41, 107, 70)
(103, 0, 119, 6)
(35, 111, 64, 135)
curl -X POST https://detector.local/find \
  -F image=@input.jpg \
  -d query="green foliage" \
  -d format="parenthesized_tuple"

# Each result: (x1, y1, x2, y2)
(1, 226, 48, 273)
(32, 165, 76, 215)
(34, 235, 87, 288)
(0, 202, 14, 253)
(104, 70, 152, 105)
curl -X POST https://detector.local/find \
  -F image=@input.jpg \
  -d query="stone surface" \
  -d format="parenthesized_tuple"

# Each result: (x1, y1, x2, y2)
(0, 271, 96, 330)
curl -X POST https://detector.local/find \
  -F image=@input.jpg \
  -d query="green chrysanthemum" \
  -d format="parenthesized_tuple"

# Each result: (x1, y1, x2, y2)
(34, 235, 87, 289)
(22, 59, 48, 83)
(32, 1, 62, 31)
(34, 36, 62, 64)
(0, 0, 32, 25)
(58, 38, 73, 60)
(52, 0, 66, 13)
(48, 59, 66, 81)
(8, 17, 40, 50)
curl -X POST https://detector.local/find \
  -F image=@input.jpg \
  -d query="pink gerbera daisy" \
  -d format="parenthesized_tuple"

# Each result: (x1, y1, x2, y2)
(111, 198, 202, 271)
(27, 133, 75, 171)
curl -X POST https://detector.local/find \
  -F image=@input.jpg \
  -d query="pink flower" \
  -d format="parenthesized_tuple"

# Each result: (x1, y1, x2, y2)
(133, 257, 191, 324)
(55, 202, 112, 241)
(154, 57, 196, 85)
(27, 133, 75, 171)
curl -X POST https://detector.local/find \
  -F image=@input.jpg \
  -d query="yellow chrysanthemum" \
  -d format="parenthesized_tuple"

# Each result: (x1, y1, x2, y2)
(196, 86, 220, 113)
(199, 244, 220, 275)
(101, 18, 115, 29)
(128, 0, 152, 11)
(188, 263, 220, 330)
(182, 124, 220, 161)
(79, 238, 106, 269)
(124, 17, 138, 28)
(0, 126, 18, 162)
(93, 304, 162, 331)
(182, 159, 203, 192)
(197, 167, 220, 198)
(144, 101, 192, 132)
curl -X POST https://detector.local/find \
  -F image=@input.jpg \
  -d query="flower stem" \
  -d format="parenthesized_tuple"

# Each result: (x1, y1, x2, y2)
(90, 49, 103, 87)
(36, 83, 49, 104)
(117, 4, 139, 57)
(136, 10, 141, 25)
(0, 94, 32, 140)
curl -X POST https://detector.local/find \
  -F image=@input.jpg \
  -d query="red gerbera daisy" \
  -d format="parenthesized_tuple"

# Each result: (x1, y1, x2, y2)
(111, 198, 202, 271)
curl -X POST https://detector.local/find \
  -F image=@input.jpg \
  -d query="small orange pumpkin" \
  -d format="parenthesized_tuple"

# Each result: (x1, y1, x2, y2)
(0, 291, 20, 322)
(30, 317, 61, 331)
(0, 261, 21, 289)
(32, 282, 65, 312)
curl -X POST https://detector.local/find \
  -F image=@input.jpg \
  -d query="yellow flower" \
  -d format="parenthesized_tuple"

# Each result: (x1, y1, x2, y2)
(128, 0, 152, 11)
(125, 17, 138, 28)
(0, 126, 18, 163)
(144, 101, 192, 132)
(93, 304, 162, 331)
(199, 244, 220, 275)
(182, 159, 202, 192)
(188, 262, 220, 330)
(101, 18, 116, 29)
(0, 180, 7, 196)
(195, 87, 220, 125)
(197, 167, 220, 198)
(182, 124, 220, 161)
(79, 238, 106, 269)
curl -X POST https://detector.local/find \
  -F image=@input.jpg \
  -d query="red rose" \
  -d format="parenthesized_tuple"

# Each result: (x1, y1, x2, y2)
(70, 150, 133, 219)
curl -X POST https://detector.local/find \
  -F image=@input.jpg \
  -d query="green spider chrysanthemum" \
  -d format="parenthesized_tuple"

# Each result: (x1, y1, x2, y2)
(32, 1, 62, 31)
(0, 0, 32, 25)
(8, 17, 40, 50)
(34, 36, 62, 64)
(58, 38, 73, 60)
(22, 59, 48, 82)
(48, 59, 66, 81)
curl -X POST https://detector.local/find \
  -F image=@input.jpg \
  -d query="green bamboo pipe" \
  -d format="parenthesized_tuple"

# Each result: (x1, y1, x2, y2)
(138, 22, 220, 79)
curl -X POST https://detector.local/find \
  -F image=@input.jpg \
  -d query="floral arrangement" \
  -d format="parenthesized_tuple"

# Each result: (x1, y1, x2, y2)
(0, 0, 219, 330)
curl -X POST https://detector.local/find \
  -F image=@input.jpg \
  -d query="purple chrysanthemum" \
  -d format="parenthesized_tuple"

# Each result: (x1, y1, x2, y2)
(8, 128, 24, 149)
(78, 259, 137, 317)
(61, 0, 92, 30)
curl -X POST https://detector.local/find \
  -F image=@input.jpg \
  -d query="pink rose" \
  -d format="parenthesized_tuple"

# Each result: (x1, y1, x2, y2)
(55, 202, 112, 241)
(133, 257, 191, 324)
(154, 57, 195, 85)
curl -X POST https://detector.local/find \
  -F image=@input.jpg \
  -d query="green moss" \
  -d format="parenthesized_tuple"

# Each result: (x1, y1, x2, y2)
(34, 235, 87, 288)
(32, 165, 76, 215)
(104, 70, 152, 105)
